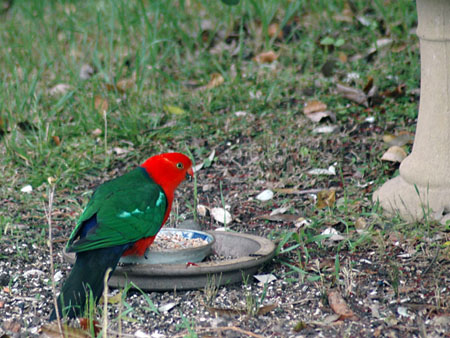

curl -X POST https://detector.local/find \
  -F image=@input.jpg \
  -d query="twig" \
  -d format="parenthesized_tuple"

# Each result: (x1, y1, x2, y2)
(422, 247, 440, 275)
(173, 325, 265, 338)
(102, 268, 113, 338)
(45, 181, 63, 336)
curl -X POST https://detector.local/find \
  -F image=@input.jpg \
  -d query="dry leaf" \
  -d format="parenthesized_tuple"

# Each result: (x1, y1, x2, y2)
(116, 75, 136, 92)
(164, 105, 186, 115)
(94, 96, 108, 115)
(336, 83, 368, 107)
(211, 207, 233, 225)
(20, 185, 32, 193)
(91, 128, 102, 137)
(256, 189, 274, 201)
(257, 303, 278, 315)
(328, 290, 359, 321)
(52, 135, 61, 146)
(207, 72, 224, 89)
(308, 166, 336, 176)
(79, 64, 94, 80)
(316, 189, 336, 209)
(321, 227, 345, 241)
(304, 100, 327, 115)
(268, 23, 283, 39)
(381, 146, 407, 163)
(254, 274, 277, 284)
(49, 83, 72, 96)
(253, 50, 278, 64)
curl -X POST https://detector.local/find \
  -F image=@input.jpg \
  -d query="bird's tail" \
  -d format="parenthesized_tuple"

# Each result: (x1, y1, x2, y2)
(49, 245, 126, 321)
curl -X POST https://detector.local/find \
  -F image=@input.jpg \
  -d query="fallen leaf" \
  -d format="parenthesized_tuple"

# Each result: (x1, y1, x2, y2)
(211, 207, 233, 225)
(257, 303, 278, 315)
(268, 23, 283, 39)
(205, 72, 224, 90)
(304, 100, 327, 115)
(91, 128, 102, 137)
(254, 274, 277, 284)
(49, 83, 72, 96)
(116, 76, 135, 92)
(321, 227, 345, 241)
(312, 125, 338, 134)
(328, 290, 359, 320)
(79, 64, 94, 80)
(158, 302, 177, 312)
(256, 189, 274, 201)
(94, 96, 108, 115)
(381, 84, 405, 98)
(270, 206, 289, 216)
(113, 147, 129, 155)
(381, 146, 407, 163)
(164, 105, 186, 115)
(316, 189, 336, 209)
(336, 83, 368, 107)
(197, 204, 208, 217)
(308, 166, 336, 176)
(52, 135, 61, 146)
(20, 185, 33, 193)
(253, 50, 278, 64)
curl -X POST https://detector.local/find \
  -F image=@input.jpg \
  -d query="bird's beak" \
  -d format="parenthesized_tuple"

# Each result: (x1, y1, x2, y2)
(186, 167, 194, 181)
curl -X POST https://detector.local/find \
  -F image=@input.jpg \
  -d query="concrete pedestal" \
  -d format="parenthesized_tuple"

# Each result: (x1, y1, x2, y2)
(373, 0, 450, 222)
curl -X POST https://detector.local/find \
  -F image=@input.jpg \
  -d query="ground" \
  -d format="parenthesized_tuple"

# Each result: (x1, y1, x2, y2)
(0, 0, 449, 337)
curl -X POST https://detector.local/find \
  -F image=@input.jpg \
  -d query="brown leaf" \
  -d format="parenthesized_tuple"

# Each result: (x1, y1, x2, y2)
(116, 76, 136, 92)
(253, 50, 278, 64)
(381, 84, 405, 98)
(336, 83, 368, 107)
(205, 72, 224, 89)
(257, 303, 277, 315)
(52, 135, 61, 146)
(363, 76, 374, 94)
(316, 189, 336, 209)
(381, 146, 407, 163)
(268, 23, 283, 39)
(328, 290, 359, 320)
(94, 96, 108, 116)
(304, 100, 327, 115)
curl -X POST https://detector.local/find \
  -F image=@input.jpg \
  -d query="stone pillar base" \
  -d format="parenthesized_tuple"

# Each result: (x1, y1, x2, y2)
(373, 176, 450, 223)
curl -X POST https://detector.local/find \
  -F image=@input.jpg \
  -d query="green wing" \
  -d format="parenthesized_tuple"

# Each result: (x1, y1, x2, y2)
(67, 167, 167, 253)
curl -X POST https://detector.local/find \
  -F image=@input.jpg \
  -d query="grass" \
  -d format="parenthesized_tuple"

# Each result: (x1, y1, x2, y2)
(1, 0, 449, 335)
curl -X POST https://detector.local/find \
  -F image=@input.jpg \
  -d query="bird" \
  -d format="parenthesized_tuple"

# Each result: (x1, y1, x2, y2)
(50, 152, 193, 320)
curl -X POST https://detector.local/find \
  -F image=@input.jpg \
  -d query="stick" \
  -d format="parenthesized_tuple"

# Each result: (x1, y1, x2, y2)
(45, 181, 63, 336)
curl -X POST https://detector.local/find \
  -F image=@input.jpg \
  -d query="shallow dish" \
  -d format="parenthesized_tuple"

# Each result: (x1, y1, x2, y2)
(119, 228, 215, 265)
(64, 231, 275, 291)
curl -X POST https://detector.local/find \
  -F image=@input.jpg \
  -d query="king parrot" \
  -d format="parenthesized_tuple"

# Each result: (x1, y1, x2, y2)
(50, 152, 193, 320)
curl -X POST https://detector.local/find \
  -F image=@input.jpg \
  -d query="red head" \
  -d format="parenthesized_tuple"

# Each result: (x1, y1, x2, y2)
(140, 152, 193, 201)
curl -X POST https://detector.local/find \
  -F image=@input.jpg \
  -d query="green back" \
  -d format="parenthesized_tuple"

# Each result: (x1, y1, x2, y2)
(67, 167, 167, 253)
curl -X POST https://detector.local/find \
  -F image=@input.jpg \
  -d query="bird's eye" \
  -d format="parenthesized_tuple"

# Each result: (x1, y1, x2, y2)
(176, 162, 184, 169)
